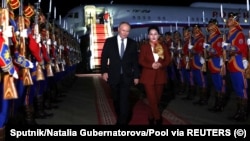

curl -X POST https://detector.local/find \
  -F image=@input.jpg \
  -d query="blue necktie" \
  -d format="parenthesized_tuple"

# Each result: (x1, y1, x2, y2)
(120, 39, 124, 58)
(120, 39, 124, 74)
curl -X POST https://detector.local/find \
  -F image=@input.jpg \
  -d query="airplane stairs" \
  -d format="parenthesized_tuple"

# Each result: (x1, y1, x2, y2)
(91, 23, 109, 72)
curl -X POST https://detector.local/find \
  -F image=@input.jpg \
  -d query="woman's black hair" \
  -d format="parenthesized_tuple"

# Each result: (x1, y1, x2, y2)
(147, 25, 160, 34)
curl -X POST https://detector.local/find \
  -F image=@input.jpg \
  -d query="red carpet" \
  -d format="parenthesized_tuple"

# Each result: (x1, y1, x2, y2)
(94, 75, 175, 125)
(129, 99, 172, 125)
(94, 75, 116, 125)
(93, 24, 107, 67)
(76, 74, 189, 125)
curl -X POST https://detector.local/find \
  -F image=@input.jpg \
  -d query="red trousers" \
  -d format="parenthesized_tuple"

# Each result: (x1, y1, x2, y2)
(144, 84, 164, 120)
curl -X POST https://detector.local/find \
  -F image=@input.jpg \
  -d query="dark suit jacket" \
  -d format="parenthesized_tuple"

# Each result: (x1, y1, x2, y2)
(139, 42, 171, 85)
(101, 35, 140, 85)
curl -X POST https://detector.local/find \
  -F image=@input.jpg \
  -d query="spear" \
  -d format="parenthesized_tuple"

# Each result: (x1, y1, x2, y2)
(201, 11, 207, 72)
(220, 4, 227, 76)
(245, 0, 250, 78)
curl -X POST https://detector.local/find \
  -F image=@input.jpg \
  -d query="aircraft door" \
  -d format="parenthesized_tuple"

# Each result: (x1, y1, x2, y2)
(84, 5, 96, 26)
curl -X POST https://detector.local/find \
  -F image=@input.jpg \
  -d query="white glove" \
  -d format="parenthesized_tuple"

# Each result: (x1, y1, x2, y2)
(220, 58, 223, 66)
(170, 42, 174, 49)
(54, 41, 57, 46)
(186, 56, 189, 62)
(47, 39, 51, 45)
(170, 47, 175, 51)
(243, 59, 248, 69)
(60, 45, 64, 50)
(177, 46, 182, 50)
(203, 43, 210, 49)
(42, 64, 45, 69)
(36, 61, 44, 67)
(13, 69, 18, 79)
(15, 31, 20, 36)
(222, 42, 229, 48)
(62, 60, 66, 65)
(35, 34, 41, 43)
(176, 58, 180, 64)
(247, 38, 250, 46)
(28, 60, 34, 69)
(200, 56, 205, 64)
(188, 44, 193, 49)
(3, 26, 13, 37)
(20, 29, 28, 38)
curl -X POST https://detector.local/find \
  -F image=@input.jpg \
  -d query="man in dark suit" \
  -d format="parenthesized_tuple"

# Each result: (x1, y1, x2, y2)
(101, 21, 140, 125)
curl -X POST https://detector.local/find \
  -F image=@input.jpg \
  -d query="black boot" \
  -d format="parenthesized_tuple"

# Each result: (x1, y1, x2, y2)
(0, 126, 5, 141)
(56, 81, 68, 96)
(50, 83, 62, 103)
(216, 93, 226, 112)
(193, 87, 208, 106)
(35, 95, 53, 119)
(229, 97, 241, 120)
(24, 105, 37, 125)
(178, 83, 186, 95)
(182, 85, 196, 100)
(208, 92, 225, 112)
(208, 93, 219, 112)
(34, 95, 46, 119)
(44, 91, 59, 110)
(236, 99, 248, 122)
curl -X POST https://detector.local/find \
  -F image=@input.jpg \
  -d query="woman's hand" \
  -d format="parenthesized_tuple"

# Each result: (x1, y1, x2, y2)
(152, 62, 162, 69)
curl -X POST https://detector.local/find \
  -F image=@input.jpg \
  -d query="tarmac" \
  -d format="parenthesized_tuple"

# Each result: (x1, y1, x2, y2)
(35, 73, 250, 125)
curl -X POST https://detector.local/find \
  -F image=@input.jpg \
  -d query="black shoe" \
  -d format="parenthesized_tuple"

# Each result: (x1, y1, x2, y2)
(209, 105, 224, 112)
(199, 100, 208, 106)
(178, 90, 185, 95)
(52, 99, 62, 103)
(230, 112, 248, 122)
(148, 118, 154, 125)
(193, 100, 201, 105)
(193, 100, 207, 105)
(181, 96, 194, 100)
(44, 111, 54, 118)
(44, 103, 59, 110)
(228, 111, 241, 121)
(155, 118, 162, 125)
(35, 111, 47, 119)
(59, 94, 67, 97)
(26, 119, 38, 125)
(208, 106, 219, 112)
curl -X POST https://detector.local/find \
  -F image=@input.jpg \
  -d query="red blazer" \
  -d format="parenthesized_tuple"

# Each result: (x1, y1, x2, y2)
(139, 42, 171, 85)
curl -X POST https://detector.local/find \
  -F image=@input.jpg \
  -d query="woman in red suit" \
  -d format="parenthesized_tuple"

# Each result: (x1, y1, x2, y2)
(139, 26, 171, 125)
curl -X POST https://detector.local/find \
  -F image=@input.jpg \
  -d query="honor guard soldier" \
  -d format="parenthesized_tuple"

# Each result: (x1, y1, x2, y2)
(204, 19, 226, 112)
(0, 0, 19, 139)
(223, 12, 248, 121)
(181, 26, 196, 100)
(173, 31, 185, 95)
(164, 31, 176, 99)
(8, 1, 35, 125)
(189, 24, 208, 105)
